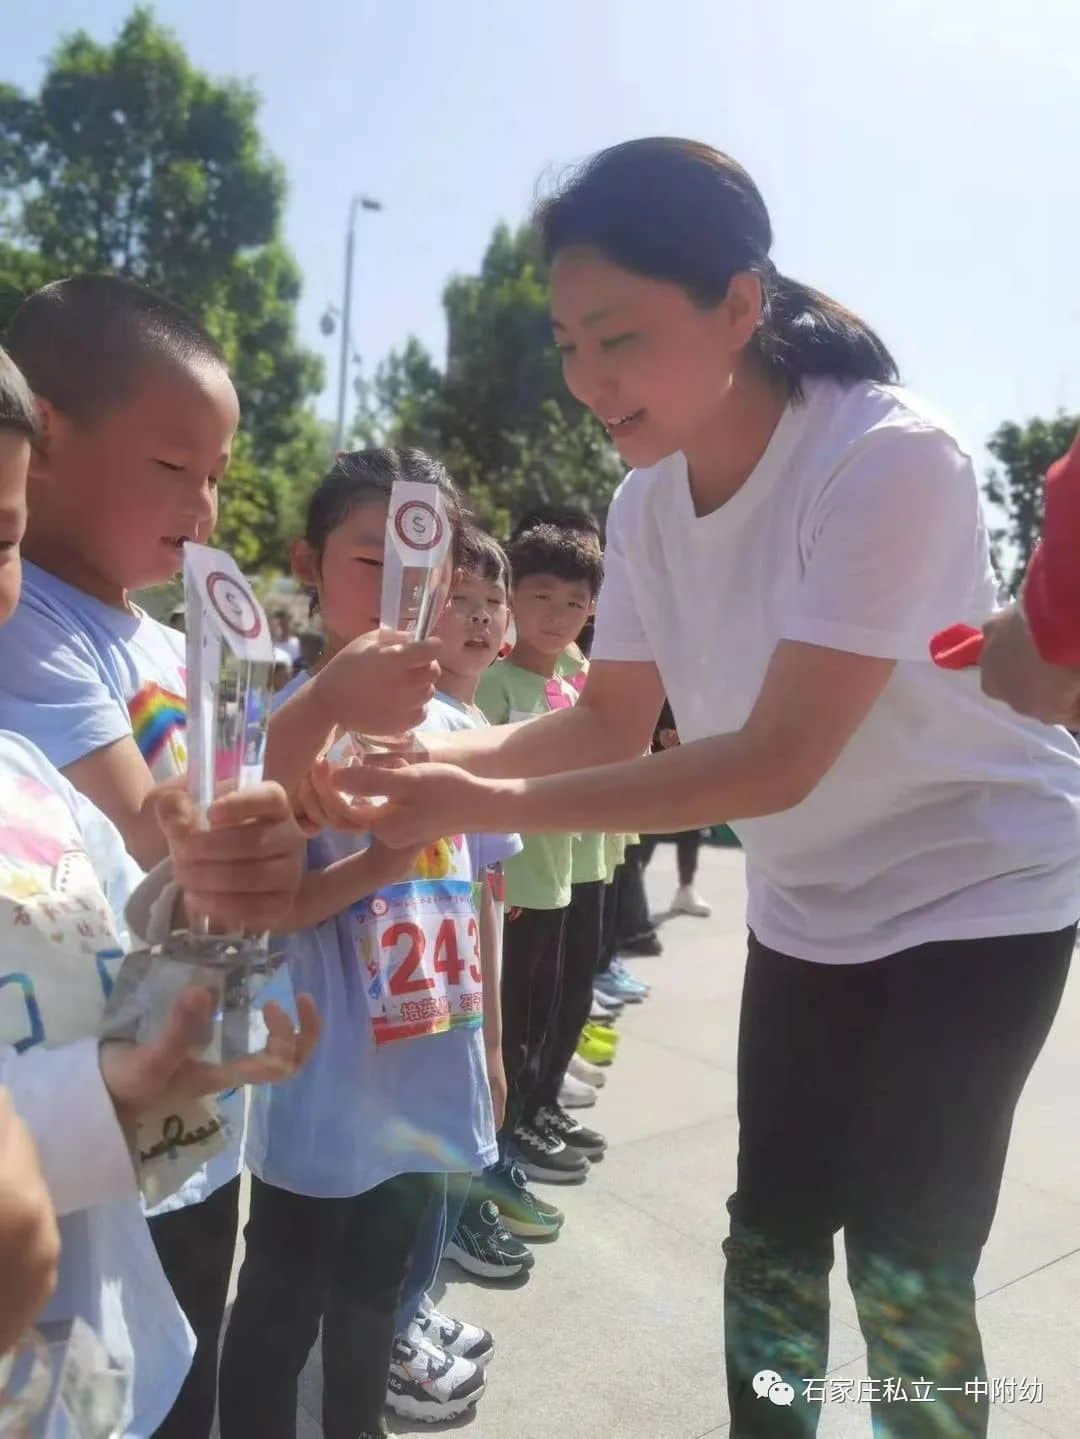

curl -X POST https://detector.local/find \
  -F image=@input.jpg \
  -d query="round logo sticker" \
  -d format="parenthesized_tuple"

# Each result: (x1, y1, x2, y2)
(394, 499, 443, 552)
(370, 896, 389, 918)
(206, 571, 263, 641)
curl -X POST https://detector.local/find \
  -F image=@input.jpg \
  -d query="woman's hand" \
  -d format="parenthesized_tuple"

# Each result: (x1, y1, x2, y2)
(311, 631, 441, 739)
(153, 782, 305, 932)
(0, 1090, 60, 1353)
(331, 762, 510, 849)
(99, 987, 321, 1126)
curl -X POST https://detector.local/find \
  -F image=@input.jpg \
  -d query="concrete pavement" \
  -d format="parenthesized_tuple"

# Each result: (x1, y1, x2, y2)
(226, 845, 1080, 1438)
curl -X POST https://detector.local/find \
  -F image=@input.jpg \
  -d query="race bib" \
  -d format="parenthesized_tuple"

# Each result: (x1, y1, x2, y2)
(351, 878, 484, 1046)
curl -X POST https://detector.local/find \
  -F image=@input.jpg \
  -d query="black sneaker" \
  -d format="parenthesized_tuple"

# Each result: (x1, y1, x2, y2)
(444, 1198, 534, 1279)
(512, 1120, 590, 1184)
(478, 1161, 564, 1239)
(621, 930, 663, 956)
(535, 1102, 608, 1159)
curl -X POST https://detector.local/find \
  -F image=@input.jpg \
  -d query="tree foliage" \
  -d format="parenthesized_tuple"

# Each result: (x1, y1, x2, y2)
(0, 7, 326, 570)
(983, 411, 1079, 594)
(354, 223, 622, 535)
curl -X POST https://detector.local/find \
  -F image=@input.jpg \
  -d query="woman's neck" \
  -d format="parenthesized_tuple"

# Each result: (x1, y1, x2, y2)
(683, 365, 789, 518)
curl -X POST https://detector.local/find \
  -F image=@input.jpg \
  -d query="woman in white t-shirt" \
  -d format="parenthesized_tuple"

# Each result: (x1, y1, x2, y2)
(329, 139, 1080, 1437)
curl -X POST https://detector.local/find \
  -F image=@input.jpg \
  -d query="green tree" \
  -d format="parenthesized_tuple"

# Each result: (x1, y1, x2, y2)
(355, 223, 621, 534)
(984, 412, 1079, 594)
(0, 7, 325, 570)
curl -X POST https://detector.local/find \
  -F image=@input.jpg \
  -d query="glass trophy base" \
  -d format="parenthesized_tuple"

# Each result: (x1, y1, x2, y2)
(101, 934, 279, 1063)
(327, 731, 390, 808)
(0, 1318, 128, 1439)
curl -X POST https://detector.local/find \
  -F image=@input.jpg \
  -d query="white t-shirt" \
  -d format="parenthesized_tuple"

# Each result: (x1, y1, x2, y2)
(592, 378, 1080, 963)
(0, 731, 192, 1436)
(0, 561, 244, 1211)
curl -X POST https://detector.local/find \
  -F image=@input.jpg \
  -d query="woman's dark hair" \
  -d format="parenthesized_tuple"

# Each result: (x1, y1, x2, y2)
(304, 446, 464, 558)
(535, 137, 898, 395)
(0, 344, 38, 439)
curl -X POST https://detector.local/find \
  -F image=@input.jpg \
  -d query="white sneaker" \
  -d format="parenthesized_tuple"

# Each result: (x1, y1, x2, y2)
(559, 1071, 598, 1109)
(673, 884, 712, 917)
(415, 1293, 494, 1365)
(386, 1330, 486, 1421)
(568, 1051, 606, 1089)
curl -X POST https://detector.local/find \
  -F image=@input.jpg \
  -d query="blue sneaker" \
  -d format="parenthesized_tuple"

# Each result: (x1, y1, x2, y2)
(594, 969, 646, 1005)
(611, 956, 651, 995)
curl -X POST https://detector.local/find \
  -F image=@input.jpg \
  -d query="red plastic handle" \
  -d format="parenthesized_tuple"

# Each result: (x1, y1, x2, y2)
(930, 623, 984, 670)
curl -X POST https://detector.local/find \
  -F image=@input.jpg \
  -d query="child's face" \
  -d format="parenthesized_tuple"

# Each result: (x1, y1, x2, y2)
(0, 431, 29, 627)
(511, 572, 594, 658)
(434, 568, 509, 680)
(292, 500, 387, 649)
(31, 357, 239, 594)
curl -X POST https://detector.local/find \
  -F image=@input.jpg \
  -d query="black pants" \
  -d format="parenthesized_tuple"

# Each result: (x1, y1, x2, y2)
(148, 1174, 241, 1439)
(536, 880, 605, 1106)
(640, 829, 702, 889)
(500, 905, 567, 1135)
(724, 925, 1075, 1438)
(218, 1171, 438, 1439)
(614, 844, 656, 948)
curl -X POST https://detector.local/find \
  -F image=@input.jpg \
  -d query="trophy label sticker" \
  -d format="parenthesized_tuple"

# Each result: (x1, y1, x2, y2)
(394, 499, 443, 553)
(206, 570, 264, 641)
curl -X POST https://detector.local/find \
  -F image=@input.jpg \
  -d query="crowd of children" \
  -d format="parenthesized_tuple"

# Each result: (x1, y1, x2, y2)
(0, 272, 703, 1437)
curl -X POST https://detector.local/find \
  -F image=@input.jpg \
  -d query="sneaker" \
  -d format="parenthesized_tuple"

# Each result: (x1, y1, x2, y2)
(592, 986, 623, 1015)
(595, 969, 646, 1005)
(480, 1160, 564, 1238)
(536, 1102, 607, 1160)
(583, 1020, 620, 1047)
(577, 1032, 616, 1066)
(610, 956, 650, 995)
(568, 1051, 607, 1089)
(621, 929, 663, 956)
(559, 1071, 597, 1109)
(673, 884, 712, 917)
(386, 1332, 486, 1422)
(444, 1198, 535, 1279)
(512, 1120, 590, 1184)
(415, 1293, 494, 1365)
(590, 996, 621, 1022)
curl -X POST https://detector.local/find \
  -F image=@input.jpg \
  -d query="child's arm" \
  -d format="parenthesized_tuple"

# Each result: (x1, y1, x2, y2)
(478, 872, 506, 1131)
(273, 840, 421, 934)
(64, 737, 170, 871)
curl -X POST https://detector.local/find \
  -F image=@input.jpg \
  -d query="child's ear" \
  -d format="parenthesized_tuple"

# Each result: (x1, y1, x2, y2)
(291, 537, 318, 588)
(26, 398, 57, 484)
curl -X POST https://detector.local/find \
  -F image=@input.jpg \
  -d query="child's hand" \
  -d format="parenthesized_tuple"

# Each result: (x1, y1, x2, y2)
(153, 782, 304, 933)
(293, 750, 424, 837)
(311, 631, 441, 739)
(0, 1089, 60, 1353)
(485, 1046, 507, 1131)
(99, 987, 321, 1125)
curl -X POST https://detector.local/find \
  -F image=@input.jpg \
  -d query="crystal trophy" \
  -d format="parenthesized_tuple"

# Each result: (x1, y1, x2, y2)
(329, 479, 454, 794)
(0, 1318, 128, 1438)
(103, 545, 279, 1062)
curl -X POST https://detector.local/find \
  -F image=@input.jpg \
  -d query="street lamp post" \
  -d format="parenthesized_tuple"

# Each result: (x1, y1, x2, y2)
(333, 193, 383, 456)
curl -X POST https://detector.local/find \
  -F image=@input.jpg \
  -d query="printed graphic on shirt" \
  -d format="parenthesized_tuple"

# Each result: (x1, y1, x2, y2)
(0, 773, 125, 1054)
(128, 680, 187, 778)
(349, 835, 484, 1047)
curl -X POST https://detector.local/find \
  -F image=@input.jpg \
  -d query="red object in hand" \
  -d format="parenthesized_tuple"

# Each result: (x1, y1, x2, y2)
(930, 623, 984, 670)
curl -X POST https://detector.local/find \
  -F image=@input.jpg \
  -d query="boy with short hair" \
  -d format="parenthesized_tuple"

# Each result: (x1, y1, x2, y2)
(476, 524, 607, 1183)
(0, 275, 247, 1438)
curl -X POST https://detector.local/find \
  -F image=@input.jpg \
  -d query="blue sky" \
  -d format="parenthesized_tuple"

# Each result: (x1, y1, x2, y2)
(7, 0, 1080, 473)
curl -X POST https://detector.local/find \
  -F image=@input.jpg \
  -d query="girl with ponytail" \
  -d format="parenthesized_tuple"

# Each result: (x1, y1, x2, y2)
(328, 138, 1080, 1436)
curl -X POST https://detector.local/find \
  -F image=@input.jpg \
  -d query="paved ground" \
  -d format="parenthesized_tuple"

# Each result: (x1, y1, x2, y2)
(224, 845, 1080, 1438)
